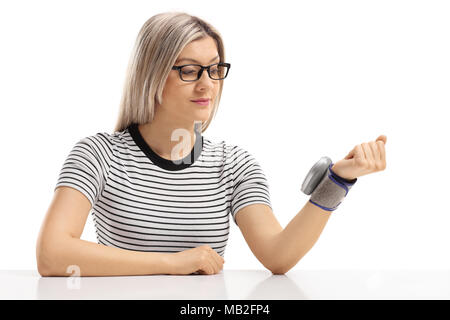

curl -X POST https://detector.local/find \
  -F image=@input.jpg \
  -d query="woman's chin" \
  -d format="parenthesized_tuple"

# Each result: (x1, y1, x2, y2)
(191, 109, 211, 120)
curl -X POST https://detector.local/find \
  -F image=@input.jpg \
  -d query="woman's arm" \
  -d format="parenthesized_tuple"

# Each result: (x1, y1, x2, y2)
(235, 202, 330, 275)
(236, 135, 387, 274)
(269, 201, 332, 274)
(37, 235, 173, 277)
(36, 186, 173, 277)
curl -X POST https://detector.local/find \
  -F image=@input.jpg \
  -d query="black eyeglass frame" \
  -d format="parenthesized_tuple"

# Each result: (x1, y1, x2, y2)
(171, 62, 231, 82)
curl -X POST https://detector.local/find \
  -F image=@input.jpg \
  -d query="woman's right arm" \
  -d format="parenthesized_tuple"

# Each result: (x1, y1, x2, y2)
(36, 186, 175, 277)
(36, 187, 224, 277)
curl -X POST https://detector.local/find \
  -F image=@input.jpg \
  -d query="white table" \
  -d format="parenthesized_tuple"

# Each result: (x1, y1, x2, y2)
(1, 269, 449, 300)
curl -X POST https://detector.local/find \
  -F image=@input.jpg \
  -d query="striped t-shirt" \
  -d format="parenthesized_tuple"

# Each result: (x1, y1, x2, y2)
(54, 123, 272, 257)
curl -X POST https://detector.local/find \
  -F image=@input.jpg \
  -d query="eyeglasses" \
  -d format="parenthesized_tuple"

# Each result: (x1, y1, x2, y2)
(172, 62, 231, 82)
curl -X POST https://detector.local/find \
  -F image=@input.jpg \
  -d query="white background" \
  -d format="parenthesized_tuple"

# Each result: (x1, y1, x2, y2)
(1, 0, 449, 271)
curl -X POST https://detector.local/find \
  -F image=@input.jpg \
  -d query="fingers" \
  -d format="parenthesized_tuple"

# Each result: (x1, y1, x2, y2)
(376, 140, 386, 170)
(210, 249, 224, 273)
(206, 258, 217, 274)
(344, 147, 355, 160)
(197, 259, 215, 275)
(350, 144, 364, 166)
(375, 135, 387, 165)
(362, 138, 386, 171)
(377, 135, 387, 144)
(377, 140, 386, 164)
(199, 246, 224, 275)
(369, 141, 380, 162)
(343, 135, 386, 177)
(361, 142, 373, 164)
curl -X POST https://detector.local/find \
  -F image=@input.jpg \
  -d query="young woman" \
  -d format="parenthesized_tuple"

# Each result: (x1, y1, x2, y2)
(36, 12, 387, 277)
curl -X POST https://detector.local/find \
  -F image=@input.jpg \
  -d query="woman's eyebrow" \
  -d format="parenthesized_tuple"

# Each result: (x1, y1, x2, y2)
(176, 55, 220, 64)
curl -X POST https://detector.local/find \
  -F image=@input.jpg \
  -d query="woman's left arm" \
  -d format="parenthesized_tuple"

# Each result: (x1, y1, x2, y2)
(236, 135, 387, 274)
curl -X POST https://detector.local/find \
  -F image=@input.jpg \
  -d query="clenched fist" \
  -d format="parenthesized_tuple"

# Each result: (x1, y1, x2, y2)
(332, 135, 387, 181)
(169, 245, 225, 275)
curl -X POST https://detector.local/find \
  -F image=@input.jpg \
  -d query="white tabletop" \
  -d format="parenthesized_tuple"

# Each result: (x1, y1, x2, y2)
(1, 269, 449, 300)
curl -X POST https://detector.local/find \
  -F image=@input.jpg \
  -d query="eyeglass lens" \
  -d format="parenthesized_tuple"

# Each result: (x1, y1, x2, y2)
(180, 64, 228, 81)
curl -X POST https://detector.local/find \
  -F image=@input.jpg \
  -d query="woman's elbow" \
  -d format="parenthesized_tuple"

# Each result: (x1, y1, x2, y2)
(36, 238, 58, 277)
(36, 256, 53, 277)
(270, 267, 287, 275)
(37, 263, 52, 277)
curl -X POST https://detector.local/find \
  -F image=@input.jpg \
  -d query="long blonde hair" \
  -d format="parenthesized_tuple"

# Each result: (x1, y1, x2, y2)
(113, 12, 226, 133)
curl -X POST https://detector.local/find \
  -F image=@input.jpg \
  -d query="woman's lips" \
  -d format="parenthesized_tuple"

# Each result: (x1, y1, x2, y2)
(191, 100, 210, 106)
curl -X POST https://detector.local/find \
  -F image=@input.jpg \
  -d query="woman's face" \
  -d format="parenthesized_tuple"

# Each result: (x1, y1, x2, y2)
(158, 36, 221, 127)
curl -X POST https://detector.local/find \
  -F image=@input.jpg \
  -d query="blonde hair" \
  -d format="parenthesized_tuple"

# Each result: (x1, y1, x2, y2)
(113, 12, 226, 133)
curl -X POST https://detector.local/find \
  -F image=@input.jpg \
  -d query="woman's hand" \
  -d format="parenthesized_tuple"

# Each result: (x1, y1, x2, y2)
(168, 245, 225, 275)
(331, 135, 387, 180)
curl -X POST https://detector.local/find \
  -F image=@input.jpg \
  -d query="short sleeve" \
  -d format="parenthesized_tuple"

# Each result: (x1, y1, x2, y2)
(230, 147, 273, 226)
(54, 136, 109, 208)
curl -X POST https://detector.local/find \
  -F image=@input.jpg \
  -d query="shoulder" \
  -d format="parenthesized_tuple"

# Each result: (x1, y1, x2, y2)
(202, 137, 250, 162)
(203, 137, 264, 175)
(73, 127, 130, 156)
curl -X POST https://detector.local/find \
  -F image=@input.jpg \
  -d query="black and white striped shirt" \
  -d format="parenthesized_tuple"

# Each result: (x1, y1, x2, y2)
(54, 123, 272, 257)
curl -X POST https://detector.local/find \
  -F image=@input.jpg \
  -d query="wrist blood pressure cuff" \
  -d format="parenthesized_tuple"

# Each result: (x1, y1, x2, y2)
(309, 163, 357, 211)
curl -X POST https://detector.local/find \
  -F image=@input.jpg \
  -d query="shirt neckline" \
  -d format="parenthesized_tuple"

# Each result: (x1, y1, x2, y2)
(127, 123, 203, 171)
